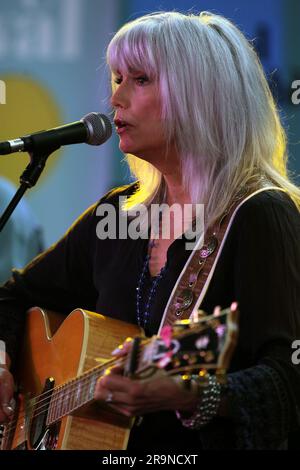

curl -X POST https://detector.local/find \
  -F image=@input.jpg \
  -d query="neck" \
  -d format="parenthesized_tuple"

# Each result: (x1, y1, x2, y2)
(140, 144, 191, 206)
(163, 173, 191, 207)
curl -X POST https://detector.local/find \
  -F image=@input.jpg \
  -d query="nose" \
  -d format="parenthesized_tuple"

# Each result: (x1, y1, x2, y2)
(111, 82, 130, 109)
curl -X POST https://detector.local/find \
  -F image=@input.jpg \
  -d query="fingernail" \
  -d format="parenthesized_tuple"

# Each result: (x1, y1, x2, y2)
(111, 343, 124, 355)
(2, 403, 14, 415)
(111, 347, 121, 356)
(213, 305, 221, 316)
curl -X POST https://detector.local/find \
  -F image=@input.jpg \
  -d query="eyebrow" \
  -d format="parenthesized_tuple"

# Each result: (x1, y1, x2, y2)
(113, 67, 147, 76)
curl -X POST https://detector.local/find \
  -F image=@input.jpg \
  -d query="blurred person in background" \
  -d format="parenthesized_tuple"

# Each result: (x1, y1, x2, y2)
(0, 177, 44, 284)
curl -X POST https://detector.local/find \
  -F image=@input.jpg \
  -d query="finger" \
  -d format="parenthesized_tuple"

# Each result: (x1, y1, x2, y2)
(111, 337, 133, 357)
(107, 365, 125, 375)
(107, 404, 132, 416)
(106, 397, 168, 416)
(0, 386, 15, 416)
(1, 402, 15, 417)
(94, 388, 150, 417)
(213, 305, 221, 316)
(96, 386, 144, 406)
(94, 378, 185, 416)
(94, 377, 146, 409)
(97, 373, 136, 393)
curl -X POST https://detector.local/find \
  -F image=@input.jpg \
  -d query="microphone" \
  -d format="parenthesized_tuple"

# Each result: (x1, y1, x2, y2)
(0, 112, 112, 155)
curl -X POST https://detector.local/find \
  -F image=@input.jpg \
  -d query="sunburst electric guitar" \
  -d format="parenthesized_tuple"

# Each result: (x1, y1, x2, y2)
(0, 304, 238, 450)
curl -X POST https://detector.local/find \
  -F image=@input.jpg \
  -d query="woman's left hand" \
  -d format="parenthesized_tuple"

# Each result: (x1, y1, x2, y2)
(94, 366, 199, 417)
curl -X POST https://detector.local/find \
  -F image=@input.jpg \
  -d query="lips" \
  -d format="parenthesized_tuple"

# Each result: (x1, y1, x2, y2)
(114, 118, 133, 135)
(114, 118, 132, 129)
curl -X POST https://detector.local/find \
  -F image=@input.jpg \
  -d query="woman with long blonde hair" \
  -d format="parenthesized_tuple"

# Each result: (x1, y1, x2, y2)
(0, 11, 299, 450)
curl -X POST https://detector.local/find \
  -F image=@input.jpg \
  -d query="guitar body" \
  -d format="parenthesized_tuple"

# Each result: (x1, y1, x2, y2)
(2, 307, 141, 450)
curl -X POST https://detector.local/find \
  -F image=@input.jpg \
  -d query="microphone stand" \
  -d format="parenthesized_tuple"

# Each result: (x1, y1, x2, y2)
(0, 145, 59, 232)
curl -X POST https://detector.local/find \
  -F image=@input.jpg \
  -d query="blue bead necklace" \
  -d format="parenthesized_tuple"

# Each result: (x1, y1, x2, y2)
(136, 239, 166, 329)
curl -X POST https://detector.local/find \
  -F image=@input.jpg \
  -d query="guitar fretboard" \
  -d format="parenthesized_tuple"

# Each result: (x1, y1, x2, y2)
(46, 344, 152, 425)
(44, 307, 235, 425)
(46, 370, 99, 425)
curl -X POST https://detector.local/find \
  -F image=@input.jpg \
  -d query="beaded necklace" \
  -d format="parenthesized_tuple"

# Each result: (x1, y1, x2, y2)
(136, 239, 167, 329)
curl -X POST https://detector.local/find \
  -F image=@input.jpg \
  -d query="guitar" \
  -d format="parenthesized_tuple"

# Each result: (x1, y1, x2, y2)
(0, 304, 238, 450)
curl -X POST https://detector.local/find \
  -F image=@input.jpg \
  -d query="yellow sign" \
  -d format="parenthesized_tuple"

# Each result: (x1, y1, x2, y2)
(0, 75, 61, 186)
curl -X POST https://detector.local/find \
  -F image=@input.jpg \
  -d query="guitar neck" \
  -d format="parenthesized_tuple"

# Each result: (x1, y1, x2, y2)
(46, 305, 238, 425)
(46, 343, 152, 425)
(46, 369, 98, 425)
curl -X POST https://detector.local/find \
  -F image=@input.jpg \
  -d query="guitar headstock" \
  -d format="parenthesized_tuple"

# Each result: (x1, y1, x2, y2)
(137, 303, 239, 385)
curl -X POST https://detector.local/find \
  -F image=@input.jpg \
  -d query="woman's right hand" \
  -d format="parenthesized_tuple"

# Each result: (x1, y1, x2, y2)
(0, 365, 15, 423)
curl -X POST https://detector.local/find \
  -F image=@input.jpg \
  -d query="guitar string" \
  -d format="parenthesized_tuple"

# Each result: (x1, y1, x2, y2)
(39, 362, 209, 425)
(2, 308, 231, 437)
(1, 360, 212, 441)
(1, 340, 153, 435)
(1, 354, 125, 435)
(2, 309, 231, 437)
(2, 319, 223, 437)
(24, 347, 219, 425)
(2, 330, 175, 435)
(5, 328, 164, 435)
(3, 323, 189, 434)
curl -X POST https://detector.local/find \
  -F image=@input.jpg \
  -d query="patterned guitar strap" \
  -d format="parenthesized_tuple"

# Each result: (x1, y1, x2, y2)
(158, 186, 284, 331)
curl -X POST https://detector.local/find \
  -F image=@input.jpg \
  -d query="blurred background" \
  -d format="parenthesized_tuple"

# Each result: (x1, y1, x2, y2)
(0, 0, 299, 250)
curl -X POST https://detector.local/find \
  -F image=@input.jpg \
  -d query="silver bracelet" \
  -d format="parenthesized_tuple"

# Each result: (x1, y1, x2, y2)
(176, 375, 222, 429)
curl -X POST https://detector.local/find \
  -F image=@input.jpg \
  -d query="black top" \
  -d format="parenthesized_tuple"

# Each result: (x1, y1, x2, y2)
(0, 183, 300, 449)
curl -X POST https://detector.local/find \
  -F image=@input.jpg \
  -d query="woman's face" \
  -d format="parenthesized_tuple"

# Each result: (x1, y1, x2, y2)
(111, 69, 173, 168)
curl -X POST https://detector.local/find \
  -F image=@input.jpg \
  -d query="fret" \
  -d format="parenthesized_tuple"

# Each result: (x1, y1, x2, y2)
(88, 374, 98, 401)
(81, 377, 89, 405)
(69, 380, 77, 411)
(49, 372, 99, 423)
(61, 386, 70, 416)
(55, 388, 63, 419)
(47, 397, 53, 425)
(47, 388, 61, 425)
(47, 359, 153, 426)
(74, 380, 83, 408)
(44, 306, 236, 430)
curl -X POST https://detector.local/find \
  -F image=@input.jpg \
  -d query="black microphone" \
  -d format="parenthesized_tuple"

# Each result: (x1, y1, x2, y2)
(0, 112, 112, 155)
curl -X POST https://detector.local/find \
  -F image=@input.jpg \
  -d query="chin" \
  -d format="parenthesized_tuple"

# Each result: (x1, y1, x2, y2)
(120, 144, 135, 154)
(119, 142, 140, 156)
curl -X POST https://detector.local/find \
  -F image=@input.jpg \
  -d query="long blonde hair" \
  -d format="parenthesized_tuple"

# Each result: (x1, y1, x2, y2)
(107, 11, 300, 228)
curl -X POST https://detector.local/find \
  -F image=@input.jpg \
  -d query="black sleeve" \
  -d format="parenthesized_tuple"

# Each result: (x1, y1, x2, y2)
(234, 191, 300, 364)
(0, 202, 99, 366)
(235, 193, 300, 448)
(200, 191, 300, 449)
(0, 182, 138, 367)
